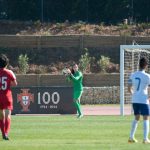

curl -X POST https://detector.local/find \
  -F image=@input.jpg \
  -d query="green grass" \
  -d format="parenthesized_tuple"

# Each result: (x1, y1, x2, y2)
(0, 115, 149, 150)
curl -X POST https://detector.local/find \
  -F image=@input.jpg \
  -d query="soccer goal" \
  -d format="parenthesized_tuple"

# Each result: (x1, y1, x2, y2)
(120, 45, 150, 116)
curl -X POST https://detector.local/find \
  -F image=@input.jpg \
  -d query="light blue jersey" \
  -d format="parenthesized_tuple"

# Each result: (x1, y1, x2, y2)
(128, 70, 150, 104)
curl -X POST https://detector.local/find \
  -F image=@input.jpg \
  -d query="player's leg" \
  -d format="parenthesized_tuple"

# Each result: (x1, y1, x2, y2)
(142, 104, 150, 144)
(4, 109, 11, 139)
(143, 115, 150, 143)
(74, 99, 82, 117)
(0, 109, 5, 138)
(128, 103, 140, 143)
(129, 115, 140, 143)
(73, 91, 83, 118)
(2, 100, 13, 140)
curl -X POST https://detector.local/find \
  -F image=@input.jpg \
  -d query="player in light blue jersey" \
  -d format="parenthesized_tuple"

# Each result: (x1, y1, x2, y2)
(128, 57, 150, 144)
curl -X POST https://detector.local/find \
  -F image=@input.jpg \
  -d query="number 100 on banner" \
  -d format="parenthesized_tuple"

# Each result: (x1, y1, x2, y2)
(38, 92, 60, 105)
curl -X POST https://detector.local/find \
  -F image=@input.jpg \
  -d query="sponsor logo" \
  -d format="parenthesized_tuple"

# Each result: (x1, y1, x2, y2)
(17, 89, 34, 112)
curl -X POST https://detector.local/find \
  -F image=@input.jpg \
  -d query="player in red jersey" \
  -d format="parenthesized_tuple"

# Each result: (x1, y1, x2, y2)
(0, 54, 17, 140)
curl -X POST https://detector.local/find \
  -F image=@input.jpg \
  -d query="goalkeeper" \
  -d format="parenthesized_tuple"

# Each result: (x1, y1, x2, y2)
(66, 64, 83, 118)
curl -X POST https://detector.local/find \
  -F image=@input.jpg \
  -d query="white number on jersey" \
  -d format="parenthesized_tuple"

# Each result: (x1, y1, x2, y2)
(0, 76, 7, 90)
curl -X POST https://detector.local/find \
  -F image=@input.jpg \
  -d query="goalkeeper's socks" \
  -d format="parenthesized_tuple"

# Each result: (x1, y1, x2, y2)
(143, 120, 149, 141)
(74, 101, 82, 116)
(5, 117, 11, 135)
(130, 120, 138, 139)
(0, 119, 5, 137)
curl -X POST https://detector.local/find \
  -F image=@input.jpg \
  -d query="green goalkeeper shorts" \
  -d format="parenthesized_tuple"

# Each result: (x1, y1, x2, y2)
(73, 91, 83, 100)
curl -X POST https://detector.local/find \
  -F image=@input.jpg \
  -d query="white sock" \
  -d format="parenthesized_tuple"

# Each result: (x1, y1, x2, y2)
(143, 120, 149, 140)
(130, 120, 138, 139)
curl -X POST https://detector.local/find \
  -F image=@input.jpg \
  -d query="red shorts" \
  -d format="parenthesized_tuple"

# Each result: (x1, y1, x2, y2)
(0, 99, 13, 110)
(0, 95, 13, 110)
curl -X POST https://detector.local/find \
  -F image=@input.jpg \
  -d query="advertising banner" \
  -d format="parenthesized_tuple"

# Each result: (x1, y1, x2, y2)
(12, 86, 76, 114)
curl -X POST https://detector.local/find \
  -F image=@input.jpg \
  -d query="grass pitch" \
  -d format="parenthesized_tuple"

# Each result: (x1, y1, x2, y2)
(0, 115, 149, 150)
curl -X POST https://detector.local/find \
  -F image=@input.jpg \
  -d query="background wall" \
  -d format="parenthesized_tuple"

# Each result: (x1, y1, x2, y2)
(16, 74, 120, 87)
(0, 35, 150, 65)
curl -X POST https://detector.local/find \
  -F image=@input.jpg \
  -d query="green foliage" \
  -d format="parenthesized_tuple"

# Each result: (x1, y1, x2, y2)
(118, 23, 129, 30)
(97, 55, 110, 72)
(79, 48, 91, 73)
(18, 54, 29, 74)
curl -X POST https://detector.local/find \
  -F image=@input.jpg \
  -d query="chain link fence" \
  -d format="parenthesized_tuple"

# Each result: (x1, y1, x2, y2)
(81, 86, 120, 104)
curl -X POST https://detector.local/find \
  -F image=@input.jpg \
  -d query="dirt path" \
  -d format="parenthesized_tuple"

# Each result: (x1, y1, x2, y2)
(82, 105, 131, 115)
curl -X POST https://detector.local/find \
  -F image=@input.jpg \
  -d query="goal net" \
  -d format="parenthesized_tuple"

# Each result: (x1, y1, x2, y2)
(120, 45, 150, 116)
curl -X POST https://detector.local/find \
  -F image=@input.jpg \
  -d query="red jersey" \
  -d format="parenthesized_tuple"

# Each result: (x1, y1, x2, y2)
(0, 68, 16, 110)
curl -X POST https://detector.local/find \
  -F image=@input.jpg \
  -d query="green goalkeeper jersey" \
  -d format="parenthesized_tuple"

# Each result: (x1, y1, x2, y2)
(68, 71, 83, 92)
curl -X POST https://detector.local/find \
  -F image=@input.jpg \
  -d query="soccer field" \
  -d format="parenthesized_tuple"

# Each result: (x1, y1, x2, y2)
(0, 115, 149, 150)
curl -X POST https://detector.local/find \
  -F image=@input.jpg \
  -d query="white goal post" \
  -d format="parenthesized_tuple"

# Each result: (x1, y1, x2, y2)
(120, 45, 150, 116)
